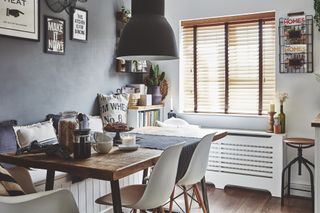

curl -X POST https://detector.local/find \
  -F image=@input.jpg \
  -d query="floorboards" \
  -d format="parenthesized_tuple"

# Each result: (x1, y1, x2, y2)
(167, 184, 313, 213)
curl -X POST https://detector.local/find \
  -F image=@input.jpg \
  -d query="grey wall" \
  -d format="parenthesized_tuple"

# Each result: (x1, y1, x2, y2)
(0, 0, 137, 125)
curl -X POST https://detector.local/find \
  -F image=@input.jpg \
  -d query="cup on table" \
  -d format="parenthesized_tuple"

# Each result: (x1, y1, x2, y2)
(92, 132, 113, 154)
(121, 134, 136, 146)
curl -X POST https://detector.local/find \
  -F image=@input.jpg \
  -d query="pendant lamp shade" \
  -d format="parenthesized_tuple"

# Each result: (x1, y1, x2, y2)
(117, 0, 178, 61)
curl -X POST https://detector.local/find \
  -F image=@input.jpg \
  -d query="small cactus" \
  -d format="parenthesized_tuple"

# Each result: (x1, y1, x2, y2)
(144, 64, 166, 87)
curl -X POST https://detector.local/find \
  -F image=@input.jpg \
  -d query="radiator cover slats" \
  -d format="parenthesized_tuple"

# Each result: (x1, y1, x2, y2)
(206, 133, 285, 197)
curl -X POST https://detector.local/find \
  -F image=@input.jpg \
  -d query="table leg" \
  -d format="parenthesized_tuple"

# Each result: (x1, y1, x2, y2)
(201, 177, 210, 213)
(142, 168, 149, 184)
(111, 180, 123, 213)
(45, 169, 55, 191)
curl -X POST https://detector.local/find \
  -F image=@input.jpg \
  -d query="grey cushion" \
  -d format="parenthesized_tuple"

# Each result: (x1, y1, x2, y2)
(0, 120, 18, 169)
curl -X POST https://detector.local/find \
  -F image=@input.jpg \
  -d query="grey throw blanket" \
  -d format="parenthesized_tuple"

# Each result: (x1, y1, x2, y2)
(135, 133, 200, 182)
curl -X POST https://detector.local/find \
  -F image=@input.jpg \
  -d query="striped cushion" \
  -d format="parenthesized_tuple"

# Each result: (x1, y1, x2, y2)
(0, 166, 25, 196)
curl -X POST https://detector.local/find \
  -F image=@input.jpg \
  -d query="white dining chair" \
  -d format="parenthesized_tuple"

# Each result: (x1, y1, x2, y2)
(0, 188, 79, 213)
(96, 142, 185, 212)
(0, 166, 79, 213)
(169, 133, 215, 213)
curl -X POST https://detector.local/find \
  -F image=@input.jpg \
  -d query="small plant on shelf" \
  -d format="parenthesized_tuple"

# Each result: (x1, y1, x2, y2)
(315, 0, 320, 30)
(145, 64, 165, 87)
(144, 64, 168, 105)
(117, 6, 131, 24)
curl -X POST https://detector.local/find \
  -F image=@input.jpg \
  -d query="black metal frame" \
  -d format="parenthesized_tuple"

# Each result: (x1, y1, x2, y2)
(44, 16, 66, 55)
(70, 7, 88, 42)
(281, 143, 314, 210)
(279, 15, 314, 73)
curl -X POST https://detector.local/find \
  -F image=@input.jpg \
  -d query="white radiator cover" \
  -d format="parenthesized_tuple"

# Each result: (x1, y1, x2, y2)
(206, 133, 286, 197)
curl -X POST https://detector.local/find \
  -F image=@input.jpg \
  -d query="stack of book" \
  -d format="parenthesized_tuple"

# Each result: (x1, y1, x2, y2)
(138, 110, 161, 127)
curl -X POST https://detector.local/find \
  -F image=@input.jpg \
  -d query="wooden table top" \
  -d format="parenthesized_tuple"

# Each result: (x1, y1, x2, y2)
(0, 130, 227, 182)
(311, 113, 320, 128)
(0, 148, 162, 181)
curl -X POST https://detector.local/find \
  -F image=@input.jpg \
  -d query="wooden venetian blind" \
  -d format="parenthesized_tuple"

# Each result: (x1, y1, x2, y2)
(181, 12, 275, 115)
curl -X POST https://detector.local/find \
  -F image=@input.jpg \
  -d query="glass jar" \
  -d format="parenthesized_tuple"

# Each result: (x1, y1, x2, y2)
(58, 111, 79, 154)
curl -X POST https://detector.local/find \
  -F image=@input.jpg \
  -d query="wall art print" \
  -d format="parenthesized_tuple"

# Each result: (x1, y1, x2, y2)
(71, 8, 88, 41)
(0, 0, 40, 41)
(44, 16, 65, 55)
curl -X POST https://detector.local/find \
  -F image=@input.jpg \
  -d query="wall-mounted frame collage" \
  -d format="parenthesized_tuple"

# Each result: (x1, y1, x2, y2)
(0, 0, 88, 55)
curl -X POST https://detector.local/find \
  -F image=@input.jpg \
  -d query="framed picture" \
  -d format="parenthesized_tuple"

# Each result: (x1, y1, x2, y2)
(0, 0, 40, 41)
(44, 16, 65, 55)
(71, 8, 88, 41)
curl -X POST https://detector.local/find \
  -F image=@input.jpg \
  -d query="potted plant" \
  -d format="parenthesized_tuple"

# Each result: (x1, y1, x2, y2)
(315, 0, 320, 31)
(144, 64, 165, 105)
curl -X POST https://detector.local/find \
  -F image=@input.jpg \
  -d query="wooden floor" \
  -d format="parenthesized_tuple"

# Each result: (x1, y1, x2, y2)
(168, 184, 313, 213)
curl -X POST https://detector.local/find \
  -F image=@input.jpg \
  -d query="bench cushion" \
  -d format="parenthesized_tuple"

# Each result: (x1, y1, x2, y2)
(29, 169, 68, 187)
(0, 121, 18, 169)
(0, 166, 25, 196)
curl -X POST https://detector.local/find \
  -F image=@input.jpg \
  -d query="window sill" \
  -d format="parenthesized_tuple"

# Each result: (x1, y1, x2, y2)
(178, 112, 268, 119)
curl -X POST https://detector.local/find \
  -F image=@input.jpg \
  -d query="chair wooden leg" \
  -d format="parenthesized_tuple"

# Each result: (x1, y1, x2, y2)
(193, 184, 207, 213)
(160, 207, 165, 213)
(168, 187, 175, 213)
(193, 185, 202, 208)
(183, 186, 190, 213)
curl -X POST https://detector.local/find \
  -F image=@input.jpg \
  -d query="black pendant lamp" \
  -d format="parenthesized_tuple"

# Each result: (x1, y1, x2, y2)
(117, 0, 178, 61)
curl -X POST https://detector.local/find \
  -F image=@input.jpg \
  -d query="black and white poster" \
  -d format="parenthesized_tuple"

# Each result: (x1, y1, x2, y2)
(71, 8, 88, 41)
(0, 0, 39, 40)
(44, 16, 65, 55)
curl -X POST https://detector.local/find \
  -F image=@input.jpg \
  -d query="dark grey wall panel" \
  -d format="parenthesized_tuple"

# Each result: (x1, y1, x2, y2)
(0, 0, 137, 125)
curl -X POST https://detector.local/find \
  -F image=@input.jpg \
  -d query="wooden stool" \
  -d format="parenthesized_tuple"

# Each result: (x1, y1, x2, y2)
(281, 138, 314, 210)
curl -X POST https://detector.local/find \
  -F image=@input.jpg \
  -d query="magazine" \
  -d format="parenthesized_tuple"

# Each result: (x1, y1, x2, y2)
(283, 15, 307, 45)
(284, 44, 307, 70)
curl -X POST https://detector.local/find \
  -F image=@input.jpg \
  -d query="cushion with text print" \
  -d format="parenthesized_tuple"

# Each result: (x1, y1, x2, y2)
(98, 93, 129, 127)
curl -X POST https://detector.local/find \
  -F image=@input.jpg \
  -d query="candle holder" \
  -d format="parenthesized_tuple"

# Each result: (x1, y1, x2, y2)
(267, 112, 276, 133)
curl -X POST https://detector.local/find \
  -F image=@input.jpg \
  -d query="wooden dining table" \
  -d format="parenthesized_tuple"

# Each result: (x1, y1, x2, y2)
(0, 129, 227, 213)
(0, 148, 162, 213)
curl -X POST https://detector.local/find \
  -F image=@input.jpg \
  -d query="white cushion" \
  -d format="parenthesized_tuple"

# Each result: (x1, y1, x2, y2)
(14, 120, 58, 148)
(29, 169, 67, 186)
(157, 118, 200, 129)
(98, 93, 129, 126)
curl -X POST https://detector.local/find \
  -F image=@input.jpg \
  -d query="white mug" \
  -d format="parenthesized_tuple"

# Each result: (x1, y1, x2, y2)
(92, 132, 113, 154)
(93, 141, 113, 154)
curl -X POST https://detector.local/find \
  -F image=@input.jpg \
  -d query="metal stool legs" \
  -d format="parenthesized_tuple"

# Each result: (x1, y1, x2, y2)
(281, 145, 314, 210)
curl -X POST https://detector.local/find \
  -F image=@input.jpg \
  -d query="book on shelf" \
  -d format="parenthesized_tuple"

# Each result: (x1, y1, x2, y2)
(138, 109, 161, 127)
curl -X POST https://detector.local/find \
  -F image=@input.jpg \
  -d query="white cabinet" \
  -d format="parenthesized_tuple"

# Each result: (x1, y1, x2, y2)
(127, 105, 164, 128)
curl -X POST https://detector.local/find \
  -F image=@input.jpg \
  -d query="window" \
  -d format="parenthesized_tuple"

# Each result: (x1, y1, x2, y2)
(181, 12, 276, 115)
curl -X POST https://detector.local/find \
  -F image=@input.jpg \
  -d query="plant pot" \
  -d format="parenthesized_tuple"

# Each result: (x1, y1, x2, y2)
(148, 86, 162, 105)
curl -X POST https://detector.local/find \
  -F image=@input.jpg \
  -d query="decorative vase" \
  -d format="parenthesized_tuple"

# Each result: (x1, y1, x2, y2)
(279, 104, 286, 133)
(148, 86, 162, 105)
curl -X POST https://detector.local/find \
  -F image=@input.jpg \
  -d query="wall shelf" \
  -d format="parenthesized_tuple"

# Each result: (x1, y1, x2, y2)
(128, 105, 164, 128)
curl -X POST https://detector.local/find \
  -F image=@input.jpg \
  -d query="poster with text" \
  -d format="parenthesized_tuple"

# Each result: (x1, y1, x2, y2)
(71, 8, 87, 41)
(45, 16, 65, 55)
(0, 0, 39, 40)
